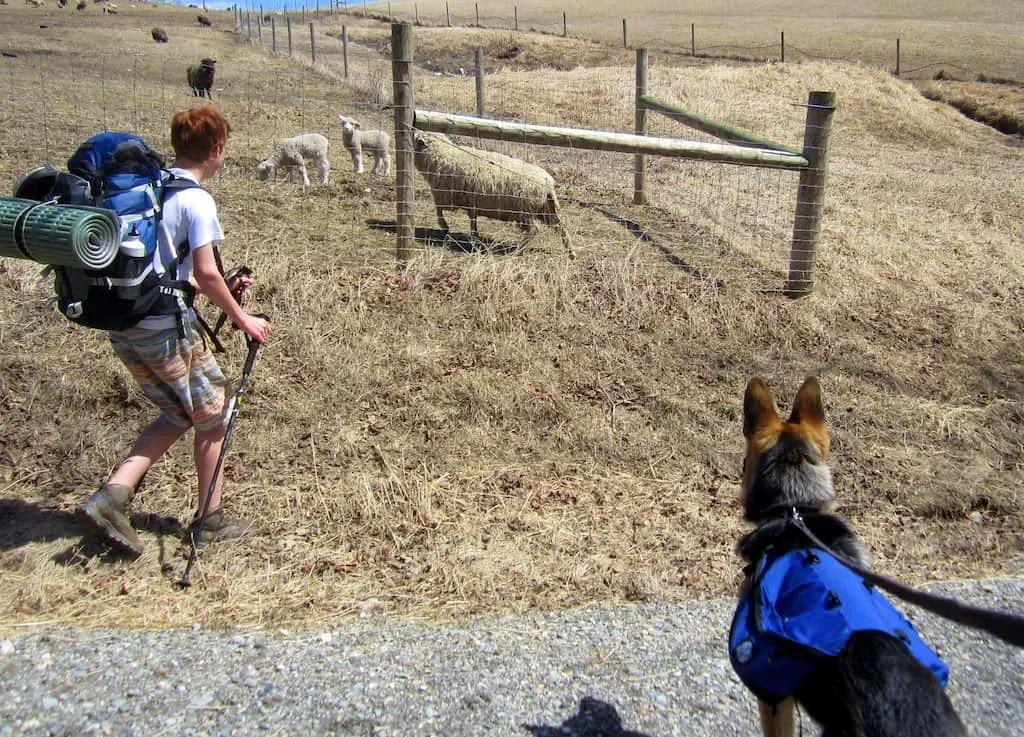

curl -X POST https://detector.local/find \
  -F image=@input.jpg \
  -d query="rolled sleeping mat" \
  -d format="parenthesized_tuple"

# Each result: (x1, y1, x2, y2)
(0, 197, 38, 260)
(0, 196, 120, 270)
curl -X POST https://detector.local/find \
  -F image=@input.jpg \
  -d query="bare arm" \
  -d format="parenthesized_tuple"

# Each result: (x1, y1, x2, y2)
(192, 243, 270, 343)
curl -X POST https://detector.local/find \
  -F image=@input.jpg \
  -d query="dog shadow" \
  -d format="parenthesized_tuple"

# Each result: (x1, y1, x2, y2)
(522, 697, 654, 737)
(367, 219, 522, 255)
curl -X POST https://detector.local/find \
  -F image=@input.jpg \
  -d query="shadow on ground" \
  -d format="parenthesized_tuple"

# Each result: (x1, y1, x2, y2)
(522, 697, 654, 737)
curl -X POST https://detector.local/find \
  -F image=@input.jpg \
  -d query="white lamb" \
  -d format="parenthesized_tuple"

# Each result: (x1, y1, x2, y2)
(412, 131, 573, 256)
(256, 133, 330, 186)
(337, 115, 391, 176)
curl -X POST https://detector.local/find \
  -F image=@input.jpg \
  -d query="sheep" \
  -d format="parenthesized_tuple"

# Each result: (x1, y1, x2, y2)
(197, 13, 212, 27)
(151, 27, 169, 43)
(337, 115, 391, 176)
(187, 58, 216, 98)
(256, 133, 330, 186)
(76, 0, 85, 8)
(412, 131, 573, 256)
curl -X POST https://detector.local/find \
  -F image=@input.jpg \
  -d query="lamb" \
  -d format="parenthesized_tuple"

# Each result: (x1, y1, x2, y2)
(256, 133, 330, 186)
(187, 58, 216, 98)
(412, 131, 573, 256)
(197, 13, 212, 27)
(337, 115, 391, 176)
(151, 27, 169, 43)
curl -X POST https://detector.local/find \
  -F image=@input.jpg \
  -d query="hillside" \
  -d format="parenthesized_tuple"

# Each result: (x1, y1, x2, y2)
(0, 4, 1022, 630)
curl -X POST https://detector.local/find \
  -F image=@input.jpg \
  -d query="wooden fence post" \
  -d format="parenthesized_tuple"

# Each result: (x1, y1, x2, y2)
(257, 15, 262, 41)
(271, 18, 277, 52)
(563, 11, 567, 37)
(781, 31, 785, 62)
(287, 17, 293, 56)
(342, 25, 349, 78)
(392, 22, 415, 263)
(514, 5, 518, 31)
(446, 1, 450, 26)
(895, 38, 901, 77)
(246, 12, 251, 40)
(622, 18, 627, 48)
(475, 2, 479, 26)
(691, 23, 695, 55)
(415, 3, 419, 24)
(475, 48, 485, 117)
(633, 48, 648, 205)
(785, 91, 836, 297)
(310, 22, 316, 63)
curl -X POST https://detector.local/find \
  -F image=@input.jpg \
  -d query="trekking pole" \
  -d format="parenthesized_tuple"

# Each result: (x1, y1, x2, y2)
(176, 320, 266, 588)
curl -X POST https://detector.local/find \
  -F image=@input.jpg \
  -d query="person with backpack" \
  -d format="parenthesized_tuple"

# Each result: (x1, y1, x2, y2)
(79, 106, 271, 557)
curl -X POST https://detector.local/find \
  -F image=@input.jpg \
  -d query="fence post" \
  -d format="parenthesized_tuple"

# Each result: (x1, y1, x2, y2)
(785, 90, 836, 298)
(392, 22, 415, 263)
(691, 23, 695, 55)
(781, 31, 784, 62)
(287, 17, 293, 56)
(257, 15, 262, 42)
(514, 5, 518, 31)
(310, 22, 316, 63)
(633, 48, 648, 205)
(271, 17, 276, 52)
(475, 48, 485, 117)
(622, 18, 627, 48)
(446, 1, 450, 26)
(563, 11, 567, 37)
(246, 12, 252, 40)
(475, 2, 479, 26)
(342, 25, 349, 78)
(895, 38, 901, 77)
(415, 3, 419, 24)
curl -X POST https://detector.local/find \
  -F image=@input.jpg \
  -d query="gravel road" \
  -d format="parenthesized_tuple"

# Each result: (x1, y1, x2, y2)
(1, 578, 1022, 737)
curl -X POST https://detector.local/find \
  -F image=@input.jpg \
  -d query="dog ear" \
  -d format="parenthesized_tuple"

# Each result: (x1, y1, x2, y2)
(788, 376, 825, 426)
(743, 377, 778, 438)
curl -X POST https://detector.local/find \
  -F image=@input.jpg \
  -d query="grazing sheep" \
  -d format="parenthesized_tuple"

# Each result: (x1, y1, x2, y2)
(197, 13, 212, 27)
(151, 27, 169, 43)
(412, 131, 573, 256)
(337, 115, 391, 176)
(187, 58, 216, 98)
(256, 133, 330, 186)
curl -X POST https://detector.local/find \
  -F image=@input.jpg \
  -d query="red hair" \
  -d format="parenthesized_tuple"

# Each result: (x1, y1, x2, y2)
(170, 106, 232, 161)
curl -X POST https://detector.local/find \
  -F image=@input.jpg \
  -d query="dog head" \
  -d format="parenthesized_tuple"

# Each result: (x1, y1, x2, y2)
(741, 376, 836, 522)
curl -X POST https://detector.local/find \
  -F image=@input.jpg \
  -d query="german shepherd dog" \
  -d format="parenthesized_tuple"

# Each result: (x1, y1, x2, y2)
(736, 376, 966, 737)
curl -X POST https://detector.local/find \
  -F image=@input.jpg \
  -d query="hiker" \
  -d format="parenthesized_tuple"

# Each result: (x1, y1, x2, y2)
(79, 106, 271, 557)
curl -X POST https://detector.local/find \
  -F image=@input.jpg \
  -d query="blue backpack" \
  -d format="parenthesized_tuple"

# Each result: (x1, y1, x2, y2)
(729, 546, 950, 705)
(14, 132, 200, 331)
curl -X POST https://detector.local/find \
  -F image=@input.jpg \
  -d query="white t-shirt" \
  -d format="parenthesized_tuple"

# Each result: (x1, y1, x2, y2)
(135, 168, 223, 330)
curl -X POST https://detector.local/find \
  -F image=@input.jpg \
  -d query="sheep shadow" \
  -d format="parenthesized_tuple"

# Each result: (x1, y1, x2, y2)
(367, 219, 523, 256)
(522, 696, 654, 737)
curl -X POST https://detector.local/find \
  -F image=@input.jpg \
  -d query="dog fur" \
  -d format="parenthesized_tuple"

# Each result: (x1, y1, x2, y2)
(736, 376, 966, 737)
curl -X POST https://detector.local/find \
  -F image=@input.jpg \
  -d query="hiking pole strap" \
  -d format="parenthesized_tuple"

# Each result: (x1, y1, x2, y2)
(791, 517, 1024, 649)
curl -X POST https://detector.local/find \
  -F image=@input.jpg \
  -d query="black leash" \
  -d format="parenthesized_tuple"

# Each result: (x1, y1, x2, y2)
(176, 322, 265, 588)
(789, 512, 1024, 649)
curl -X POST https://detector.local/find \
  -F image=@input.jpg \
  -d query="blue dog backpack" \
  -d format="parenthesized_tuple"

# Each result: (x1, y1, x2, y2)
(14, 132, 200, 331)
(729, 546, 950, 705)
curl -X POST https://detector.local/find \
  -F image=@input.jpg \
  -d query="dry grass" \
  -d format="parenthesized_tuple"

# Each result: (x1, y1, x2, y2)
(0, 4, 1022, 633)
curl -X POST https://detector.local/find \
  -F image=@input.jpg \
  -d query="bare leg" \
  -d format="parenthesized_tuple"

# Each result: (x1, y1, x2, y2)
(758, 698, 795, 737)
(107, 415, 190, 490)
(194, 424, 227, 516)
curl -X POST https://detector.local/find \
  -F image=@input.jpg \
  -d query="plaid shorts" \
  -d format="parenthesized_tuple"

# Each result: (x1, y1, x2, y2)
(110, 323, 231, 433)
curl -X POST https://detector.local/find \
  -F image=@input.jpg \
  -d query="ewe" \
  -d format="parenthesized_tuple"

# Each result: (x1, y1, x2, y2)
(337, 115, 391, 175)
(187, 58, 216, 98)
(256, 133, 330, 186)
(151, 27, 169, 43)
(412, 131, 573, 256)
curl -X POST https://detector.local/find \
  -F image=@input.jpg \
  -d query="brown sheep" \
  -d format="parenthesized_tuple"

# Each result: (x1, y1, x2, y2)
(187, 58, 216, 98)
(151, 27, 169, 43)
(197, 13, 211, 27)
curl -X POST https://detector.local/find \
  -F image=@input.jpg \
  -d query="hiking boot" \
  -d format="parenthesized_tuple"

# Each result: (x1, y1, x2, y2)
(78, 483, 144, 557)
(185, 509, 253, 548)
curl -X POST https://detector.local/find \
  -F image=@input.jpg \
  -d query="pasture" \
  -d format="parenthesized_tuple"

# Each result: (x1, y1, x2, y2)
(0, 1, 1021, 630)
